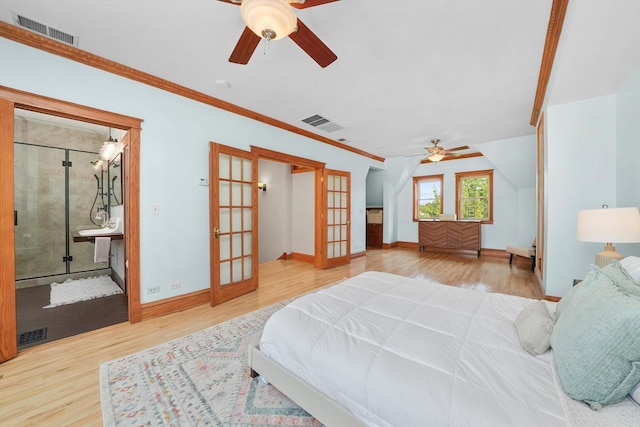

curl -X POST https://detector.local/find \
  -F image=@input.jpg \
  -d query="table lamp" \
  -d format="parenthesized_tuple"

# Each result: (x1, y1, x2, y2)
(577, 205, 640, 267)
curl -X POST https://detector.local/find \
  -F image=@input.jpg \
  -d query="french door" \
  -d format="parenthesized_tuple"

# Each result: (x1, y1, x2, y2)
(209, 142, 258, 306)
(321, 169, 351, 268)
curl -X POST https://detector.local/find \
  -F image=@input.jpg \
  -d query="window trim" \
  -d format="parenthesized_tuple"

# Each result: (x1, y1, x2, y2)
(455, 169, 494, 224)
(413, 174, 444, 221)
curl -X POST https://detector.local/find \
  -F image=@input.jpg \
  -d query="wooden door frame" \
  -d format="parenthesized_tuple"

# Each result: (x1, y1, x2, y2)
(249, 146, 326, 268)
(0, 86, 142, 362)
(535, 112, 545, 284)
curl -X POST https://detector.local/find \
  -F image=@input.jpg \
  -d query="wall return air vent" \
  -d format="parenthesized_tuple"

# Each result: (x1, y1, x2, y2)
(301, 114, 344, 133)
(12, 12, 79, 47)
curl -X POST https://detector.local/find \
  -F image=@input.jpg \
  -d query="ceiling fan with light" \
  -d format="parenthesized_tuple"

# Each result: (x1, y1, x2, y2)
(218, 0, 339, 67)
(424, 139, 469, 162)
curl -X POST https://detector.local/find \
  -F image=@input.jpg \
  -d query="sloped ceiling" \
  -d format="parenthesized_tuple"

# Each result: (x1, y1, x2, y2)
(474, 136, 536, 189)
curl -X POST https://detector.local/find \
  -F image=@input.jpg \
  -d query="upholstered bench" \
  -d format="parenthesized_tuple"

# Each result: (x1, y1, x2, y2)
(506, 243, 536, 271)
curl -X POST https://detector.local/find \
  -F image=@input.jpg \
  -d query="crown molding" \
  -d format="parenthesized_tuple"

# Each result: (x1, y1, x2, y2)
(0, 21, 385, 162)
(530, 0, 570, 126)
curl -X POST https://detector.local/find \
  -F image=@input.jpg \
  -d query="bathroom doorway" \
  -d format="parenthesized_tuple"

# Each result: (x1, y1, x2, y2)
(14, 111, 127, 349)
(0, 86, 143, 362)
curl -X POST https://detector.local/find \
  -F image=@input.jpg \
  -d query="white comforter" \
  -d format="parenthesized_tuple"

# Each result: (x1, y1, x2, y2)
(260, 271, 567, 426)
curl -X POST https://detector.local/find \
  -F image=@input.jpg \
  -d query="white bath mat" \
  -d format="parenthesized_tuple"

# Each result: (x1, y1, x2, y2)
(44, 275, 123, 308)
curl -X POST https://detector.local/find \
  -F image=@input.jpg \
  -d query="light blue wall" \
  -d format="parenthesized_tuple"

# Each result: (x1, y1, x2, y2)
(616, 65, 640, 209)
(544, 95, 617, 296)
(365, 168, 384, 208)
(395, 150, 533, 250)
(0, 38, 383, 303)
(543, 62, 640, 298)
(615, 63, 640, 260)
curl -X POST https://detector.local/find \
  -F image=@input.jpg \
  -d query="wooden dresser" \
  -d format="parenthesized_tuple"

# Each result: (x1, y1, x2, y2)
(418, 220, 481, 257)
(366, 223, 383, 248)
(366, 208, 383, 248)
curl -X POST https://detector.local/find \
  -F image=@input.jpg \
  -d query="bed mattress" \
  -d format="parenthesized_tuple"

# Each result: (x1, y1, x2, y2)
(259, 271, 640, 426)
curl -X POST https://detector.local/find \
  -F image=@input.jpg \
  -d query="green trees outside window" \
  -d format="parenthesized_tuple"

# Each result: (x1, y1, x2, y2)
(456, 170, 493, 222)
(413, 175, 443, 220)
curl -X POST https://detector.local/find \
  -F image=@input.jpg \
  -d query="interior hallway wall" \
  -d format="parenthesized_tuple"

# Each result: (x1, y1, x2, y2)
(257, 159, 291, 263)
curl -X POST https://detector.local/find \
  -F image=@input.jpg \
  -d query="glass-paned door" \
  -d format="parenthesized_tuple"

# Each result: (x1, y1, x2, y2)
(209, 142, 258, 306)
(322, 169, 350, 268)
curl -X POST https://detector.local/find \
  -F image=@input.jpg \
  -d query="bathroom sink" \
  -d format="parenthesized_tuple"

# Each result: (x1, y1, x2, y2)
(78, 227, 120, 236)
(78, 218, 122, 236)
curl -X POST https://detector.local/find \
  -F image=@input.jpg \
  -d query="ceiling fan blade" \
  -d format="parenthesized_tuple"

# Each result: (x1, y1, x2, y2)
(289, 18, 337, 68)
(217, 0, 241, 5)
(229, 27, 261, 65)
(445, 145, 470, 152)
(291, 0, 340, 9)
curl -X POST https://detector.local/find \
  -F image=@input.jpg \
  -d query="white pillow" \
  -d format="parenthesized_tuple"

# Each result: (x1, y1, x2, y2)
(621, 256, 640, 282)
(514, 301, 555, 355)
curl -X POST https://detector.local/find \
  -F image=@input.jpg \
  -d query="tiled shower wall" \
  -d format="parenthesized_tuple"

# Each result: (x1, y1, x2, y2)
(14, 116, 109, 280)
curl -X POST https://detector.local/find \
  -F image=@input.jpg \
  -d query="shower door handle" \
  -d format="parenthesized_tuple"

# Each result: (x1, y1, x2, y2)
(14, 210, 17, 226)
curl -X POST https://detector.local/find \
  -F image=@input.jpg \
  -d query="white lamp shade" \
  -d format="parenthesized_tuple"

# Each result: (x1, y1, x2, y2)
(577, 207, 640, 243)
(240, 0, 297, 41)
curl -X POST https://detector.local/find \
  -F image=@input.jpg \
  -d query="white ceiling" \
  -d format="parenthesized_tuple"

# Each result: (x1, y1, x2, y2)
(2, 0, 639, 159)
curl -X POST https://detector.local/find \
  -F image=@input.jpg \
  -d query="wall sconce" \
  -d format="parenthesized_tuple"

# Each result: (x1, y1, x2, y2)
(91, 159, 106, 171)
(257, 182, 267, 192)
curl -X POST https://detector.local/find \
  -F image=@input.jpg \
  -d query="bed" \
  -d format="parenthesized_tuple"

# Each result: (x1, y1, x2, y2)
(249, 267, 640, 426)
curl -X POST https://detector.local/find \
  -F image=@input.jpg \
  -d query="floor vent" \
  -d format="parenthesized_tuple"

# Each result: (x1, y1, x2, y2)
(301, 114, 344, 133)
(12, 12, 79, 47)
(17, 327, 48, 346)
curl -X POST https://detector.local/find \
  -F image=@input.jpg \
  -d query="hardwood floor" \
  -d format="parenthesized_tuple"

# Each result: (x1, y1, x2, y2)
(0, 248, 540, 426)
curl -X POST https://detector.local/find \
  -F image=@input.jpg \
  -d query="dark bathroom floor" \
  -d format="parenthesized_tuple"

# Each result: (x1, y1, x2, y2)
(16, 284, 128, 350)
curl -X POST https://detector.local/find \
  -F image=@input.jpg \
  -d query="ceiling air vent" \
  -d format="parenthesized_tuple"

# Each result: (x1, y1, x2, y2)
(12, 12, 79, 47)
(301, 114, 344, 133)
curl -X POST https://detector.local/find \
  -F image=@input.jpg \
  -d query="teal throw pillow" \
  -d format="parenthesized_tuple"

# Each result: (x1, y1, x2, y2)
(599, 259, 640, 298)
(555, 266, 600, 319)
(550, 275, 640, 406)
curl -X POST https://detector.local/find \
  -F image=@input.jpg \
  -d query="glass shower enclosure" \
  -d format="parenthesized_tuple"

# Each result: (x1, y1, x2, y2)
(14, 113, 122, 283)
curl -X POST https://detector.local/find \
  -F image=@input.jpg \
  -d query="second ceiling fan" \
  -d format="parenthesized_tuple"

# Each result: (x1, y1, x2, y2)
(425, 139, 469, 162)
(219, 0, 339, 67)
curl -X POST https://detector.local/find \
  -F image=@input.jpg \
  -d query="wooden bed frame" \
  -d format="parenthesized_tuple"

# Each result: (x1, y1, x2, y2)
(248, 344, 367, 427)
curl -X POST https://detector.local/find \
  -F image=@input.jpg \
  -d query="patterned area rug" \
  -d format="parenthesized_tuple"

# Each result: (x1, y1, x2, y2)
(44, 275, 123, 308)
(100, 299, 322, 426)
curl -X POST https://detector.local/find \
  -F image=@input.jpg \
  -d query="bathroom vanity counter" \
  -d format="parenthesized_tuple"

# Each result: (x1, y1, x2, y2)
(73, 232, 123, 243)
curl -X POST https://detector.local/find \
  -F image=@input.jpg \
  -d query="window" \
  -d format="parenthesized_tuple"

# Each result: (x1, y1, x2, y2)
(456, 170, 493, 223)
(413, 174, 443, 220)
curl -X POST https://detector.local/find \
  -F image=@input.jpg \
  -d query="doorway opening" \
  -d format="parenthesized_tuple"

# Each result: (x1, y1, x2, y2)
(0, 86, 142, 363)
(14, 111, 127, 349)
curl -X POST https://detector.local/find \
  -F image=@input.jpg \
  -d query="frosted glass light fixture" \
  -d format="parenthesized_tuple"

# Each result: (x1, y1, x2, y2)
(240, 0, 297, 41)
(257, 182, 267, 192)
(99, 134, 124, 162)
(428, 153, 445, 163)
(577, 205, 640, 267)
